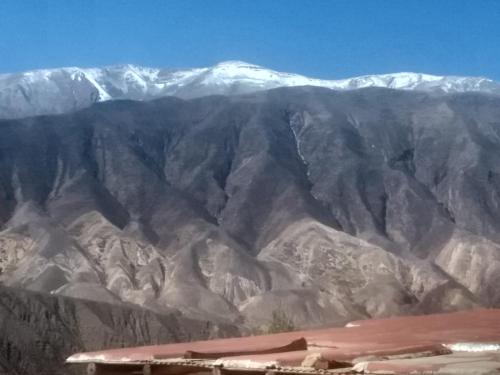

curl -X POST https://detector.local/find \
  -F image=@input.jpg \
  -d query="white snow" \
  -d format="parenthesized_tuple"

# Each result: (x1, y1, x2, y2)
(186, 62, 496, 94)
(3, 61, 498, 106)
(79, 69, 112, 101)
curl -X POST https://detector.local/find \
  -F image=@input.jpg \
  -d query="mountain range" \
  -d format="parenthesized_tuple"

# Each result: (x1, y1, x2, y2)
(1, 61, 499, 119)
(1, 62, 500, 374)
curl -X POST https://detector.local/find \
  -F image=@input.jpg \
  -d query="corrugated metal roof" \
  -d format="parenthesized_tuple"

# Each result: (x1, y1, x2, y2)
(67, 309, 500, 374)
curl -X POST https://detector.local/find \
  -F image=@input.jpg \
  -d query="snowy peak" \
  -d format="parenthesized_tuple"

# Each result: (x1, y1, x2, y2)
(0, 61, 499, 119)
(213, 60, 261, 68)
(174, 61, 499, 94)
(206, 63, 498, 98)
(336, 71, 496, 93)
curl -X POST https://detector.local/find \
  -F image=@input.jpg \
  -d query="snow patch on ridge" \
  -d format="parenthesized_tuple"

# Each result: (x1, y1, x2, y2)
(1, 61, 499, 119)
(79, 69, 112, 101)
(7, 61, 499, 99)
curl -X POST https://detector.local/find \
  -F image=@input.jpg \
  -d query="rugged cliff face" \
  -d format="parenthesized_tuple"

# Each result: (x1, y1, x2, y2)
(0, 286, 238, 375)
(1, 87, 499, 333)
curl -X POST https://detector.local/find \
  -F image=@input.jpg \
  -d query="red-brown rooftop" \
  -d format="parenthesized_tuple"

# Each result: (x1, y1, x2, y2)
(67, 309, 500, 374)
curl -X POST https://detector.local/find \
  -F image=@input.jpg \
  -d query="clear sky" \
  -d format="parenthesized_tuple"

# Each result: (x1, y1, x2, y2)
(1, 0, 499, 80)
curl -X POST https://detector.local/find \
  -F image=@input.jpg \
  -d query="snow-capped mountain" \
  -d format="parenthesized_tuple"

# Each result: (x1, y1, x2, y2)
(1, 60, 499, 119)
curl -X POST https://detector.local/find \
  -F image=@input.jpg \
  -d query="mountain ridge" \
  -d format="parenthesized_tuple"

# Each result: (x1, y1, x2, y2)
(1, 87, 499, 328)
(2, 85, 500, 374)
(1, 61, 500, 119)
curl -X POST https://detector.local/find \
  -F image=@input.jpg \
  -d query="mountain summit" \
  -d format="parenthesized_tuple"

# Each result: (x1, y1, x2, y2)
(1, 61, 499, 119)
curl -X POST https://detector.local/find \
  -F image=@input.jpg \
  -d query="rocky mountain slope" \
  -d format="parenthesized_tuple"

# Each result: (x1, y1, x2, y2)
(1, 61, 499, 119)
(1, 86, 499, 335)
(0, 286, 238, 375)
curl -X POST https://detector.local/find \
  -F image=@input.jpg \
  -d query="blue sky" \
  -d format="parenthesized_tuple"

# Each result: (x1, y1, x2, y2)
(1, 0, 499, 79)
